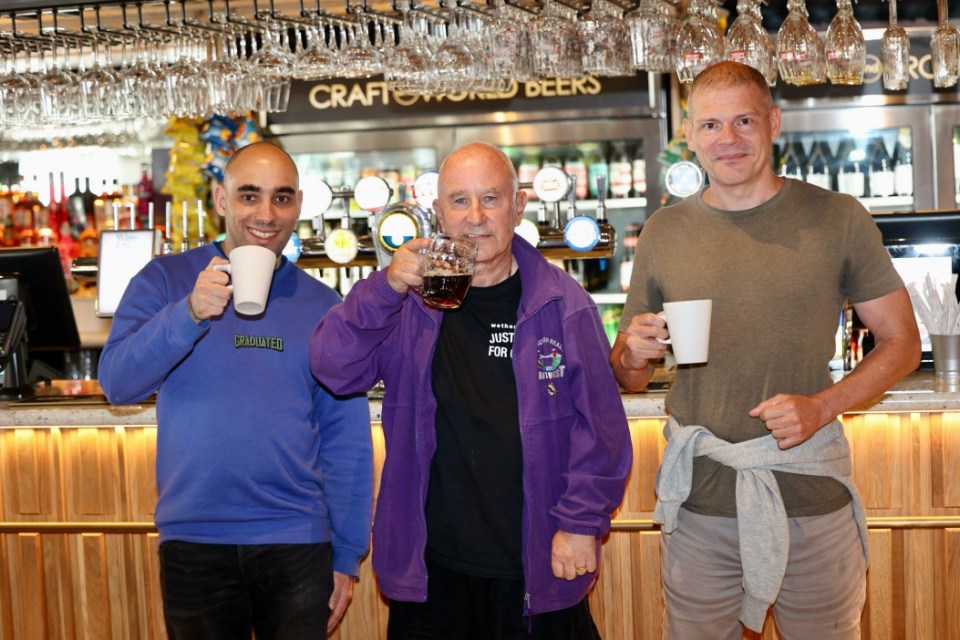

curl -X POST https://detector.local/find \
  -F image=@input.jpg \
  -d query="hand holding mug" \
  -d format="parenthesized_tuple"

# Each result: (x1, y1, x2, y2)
(620, 312, 669, 369)
(386, 237, 431, 294)
(188, 256, 232, 323)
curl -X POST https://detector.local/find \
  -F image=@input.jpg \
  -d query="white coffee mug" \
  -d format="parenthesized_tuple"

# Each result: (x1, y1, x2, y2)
(656, 299, 712, 365)
(213, 245, 277, 316)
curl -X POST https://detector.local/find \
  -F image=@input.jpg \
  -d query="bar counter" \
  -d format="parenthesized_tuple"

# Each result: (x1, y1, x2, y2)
(1, 372, 959, 639)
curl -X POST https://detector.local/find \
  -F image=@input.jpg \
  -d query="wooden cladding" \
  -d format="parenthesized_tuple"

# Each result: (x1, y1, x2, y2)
(1, 415, 959, 639)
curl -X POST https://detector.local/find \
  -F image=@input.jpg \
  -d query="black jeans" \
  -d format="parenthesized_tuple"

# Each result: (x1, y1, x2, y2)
(387, 558, 601, 640)
(159, 540, 334, 640)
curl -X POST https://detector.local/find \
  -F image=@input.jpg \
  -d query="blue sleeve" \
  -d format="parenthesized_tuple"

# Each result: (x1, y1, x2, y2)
(315, 385, 374, 576)
(98, 267, 209, 405)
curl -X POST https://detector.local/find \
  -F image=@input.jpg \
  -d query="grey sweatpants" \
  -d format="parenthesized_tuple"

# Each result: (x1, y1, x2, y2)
(660, 505, 867, 640)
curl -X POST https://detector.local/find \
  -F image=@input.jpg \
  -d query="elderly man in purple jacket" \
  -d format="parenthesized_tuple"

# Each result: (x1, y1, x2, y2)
(310, 141, 632, 639)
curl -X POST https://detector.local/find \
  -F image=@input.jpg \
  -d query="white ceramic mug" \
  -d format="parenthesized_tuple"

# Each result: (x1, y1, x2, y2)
(656, 299, 712, 365)
(213, 245, 277, 316)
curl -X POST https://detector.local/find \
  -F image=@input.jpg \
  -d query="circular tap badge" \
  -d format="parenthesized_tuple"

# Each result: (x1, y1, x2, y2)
(532, 166, 571, 203)
(378, 211, 419, 252)
(324, 227, 359, 264)
(355, 176, 392, 211)
(563, 216, 600, 252)
(413, 171, 439, 209)
(665, 161, 704, 198)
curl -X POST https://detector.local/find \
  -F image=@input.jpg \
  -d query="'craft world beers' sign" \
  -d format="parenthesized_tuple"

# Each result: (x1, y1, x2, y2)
(269, 75, 653, 125)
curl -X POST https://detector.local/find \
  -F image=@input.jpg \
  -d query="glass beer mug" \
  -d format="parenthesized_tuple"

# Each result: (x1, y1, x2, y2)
(626, 0, 680, 74)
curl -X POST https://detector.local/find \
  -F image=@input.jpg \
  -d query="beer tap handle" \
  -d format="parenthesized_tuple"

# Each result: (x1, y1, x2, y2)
(162, 201, 173, 255)
(566, 175, 578, 221)
(180, 201, 190, 254)
(195, 200, 207, 247)
(595, 174, 608, 225)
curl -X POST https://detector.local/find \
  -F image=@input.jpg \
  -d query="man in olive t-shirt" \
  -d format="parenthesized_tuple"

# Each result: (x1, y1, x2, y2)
(611, 62, 920, 639)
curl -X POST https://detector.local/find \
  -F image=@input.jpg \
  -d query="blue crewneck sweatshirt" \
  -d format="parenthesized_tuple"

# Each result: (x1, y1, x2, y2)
(99, 242, 373, 576)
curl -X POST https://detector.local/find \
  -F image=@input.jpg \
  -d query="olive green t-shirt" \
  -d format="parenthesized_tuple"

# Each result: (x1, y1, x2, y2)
(620, 178, 904, 517)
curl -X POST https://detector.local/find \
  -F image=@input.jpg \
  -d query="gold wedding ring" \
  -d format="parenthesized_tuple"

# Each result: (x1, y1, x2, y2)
(575, 566, 587, 575)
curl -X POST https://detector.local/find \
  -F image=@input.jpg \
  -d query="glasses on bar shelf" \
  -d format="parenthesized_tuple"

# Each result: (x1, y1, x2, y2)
(777, 0, 826, 86)
(724, 0, 777, 86)
(825, 0, 865, 85)
(932, 0, 960, 88)
(532, 0, 583, 80)
(626, 0, 680, 74)
(578, 0, 631, 78)
(881, 0, 909, 91)
(676, 0, 724, 84)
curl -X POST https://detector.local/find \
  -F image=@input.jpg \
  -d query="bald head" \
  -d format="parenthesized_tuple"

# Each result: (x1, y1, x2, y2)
(224, 142, 300, 191)
(439, 142, 519, 194)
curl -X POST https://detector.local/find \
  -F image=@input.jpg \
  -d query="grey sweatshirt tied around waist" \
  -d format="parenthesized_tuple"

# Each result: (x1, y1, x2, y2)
(653, 416, 869, 632)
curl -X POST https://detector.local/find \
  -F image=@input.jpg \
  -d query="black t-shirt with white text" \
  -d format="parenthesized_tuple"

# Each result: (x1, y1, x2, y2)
(426, 269, 523, 579)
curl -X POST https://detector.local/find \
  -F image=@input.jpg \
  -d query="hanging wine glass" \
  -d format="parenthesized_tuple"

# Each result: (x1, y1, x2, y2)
(38, 35, 82, 124)
(626, 0, 680, 73)
(676, 0, 724, 84)
(0, 37, 36, 126)
(386, 8, 434, 94)
(931, 0, 959, 88)
(294, 19, 338, 82)
(725, 0, 777, 86)
(825, 0, 865, 85)
(121, 31, 163, 118)
(881, 0, 909, 91)
(338, 13, 384, 80)
(776, 0, 826, 86)
(248, 18, 296, 112)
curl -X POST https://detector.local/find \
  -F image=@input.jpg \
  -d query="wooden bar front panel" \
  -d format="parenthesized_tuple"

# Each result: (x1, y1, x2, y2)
(1, 413, 959, 639)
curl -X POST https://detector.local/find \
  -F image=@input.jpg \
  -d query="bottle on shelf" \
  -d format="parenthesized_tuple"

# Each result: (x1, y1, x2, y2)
(631, 142, 647, 197)
(608, 141, 633, 198)
(836, 138, 867, 197)
(12, 176, 40, 246)
(867, 135, 895, 198)
(619, 222, 643, 292)
(563, 147, 588, 199)
(892, 127, 913, 197)
(68, 177, 85, 237)
(94, 179, 111, 230)
(46, 172, 66, 235)
(0, 183, 12, 247)
(81, 177, 97, 224)
(583, 143, 608, 199)
(518, 147, 541, 201)
(541, 148, 563, 169)
(778, 137, 805, 181)
(136, 163, 155, 229)
(804, 140, 832, 190)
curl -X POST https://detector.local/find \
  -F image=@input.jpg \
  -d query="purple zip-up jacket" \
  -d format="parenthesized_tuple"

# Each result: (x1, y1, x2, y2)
(310, 236, 632, 615)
